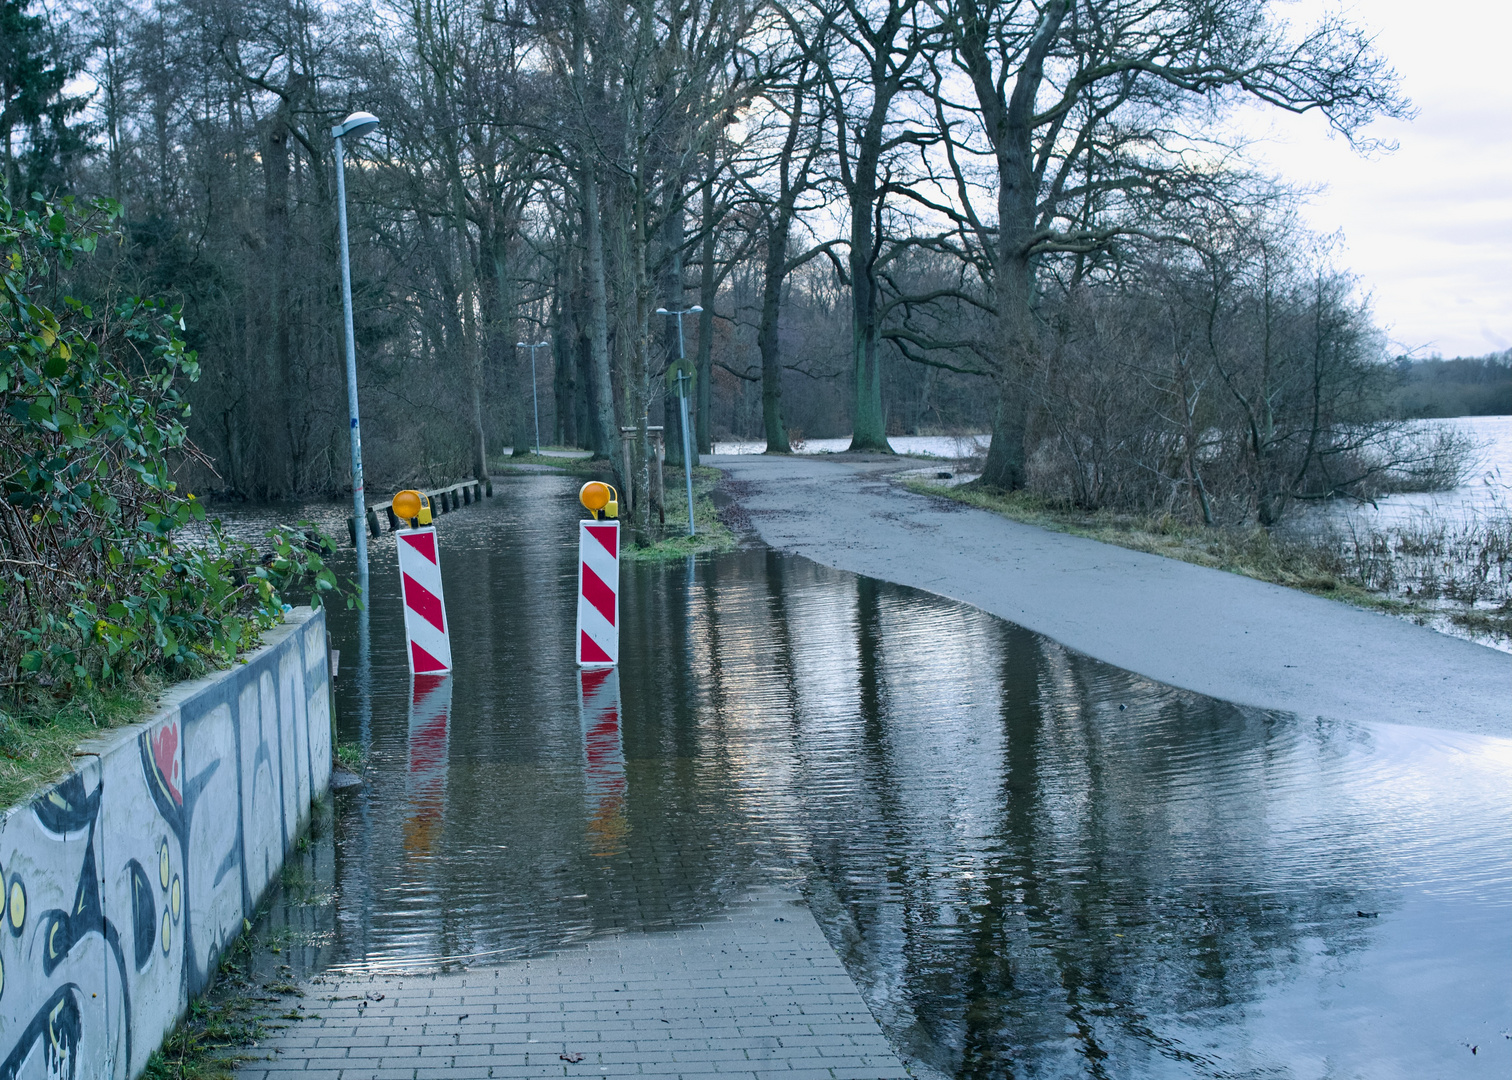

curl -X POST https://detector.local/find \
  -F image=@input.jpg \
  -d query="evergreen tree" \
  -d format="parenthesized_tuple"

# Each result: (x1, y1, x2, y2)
(0, 0, 92, 197)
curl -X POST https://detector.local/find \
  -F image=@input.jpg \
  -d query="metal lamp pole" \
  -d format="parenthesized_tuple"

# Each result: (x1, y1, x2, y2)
(655, 305, 701, 536)
(517, 341, 549, 456)
(333, 110, 380, 588)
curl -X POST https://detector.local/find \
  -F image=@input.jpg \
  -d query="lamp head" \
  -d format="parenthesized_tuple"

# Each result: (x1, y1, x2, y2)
(332, 111, 380, 141)
(655, 308, 669, 315)
(689, 305, 703, 313)
(516, 342, 528, 348)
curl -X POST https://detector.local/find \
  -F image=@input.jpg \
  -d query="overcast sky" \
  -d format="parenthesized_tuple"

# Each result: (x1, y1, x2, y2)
(1238, 0, 1510, 358)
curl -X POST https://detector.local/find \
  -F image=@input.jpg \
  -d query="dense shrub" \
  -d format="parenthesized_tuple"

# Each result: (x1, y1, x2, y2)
(1, 194, 344, 702)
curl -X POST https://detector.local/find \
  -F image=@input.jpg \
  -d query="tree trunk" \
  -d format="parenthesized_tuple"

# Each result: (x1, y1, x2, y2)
(264, 104, 302, 495)
(581, 166, 621, 475)
(980, 387, 1028, 490)
(847, 169, 888, 451)
(758, 217, 790, 453)
(694, 169, 717, 457)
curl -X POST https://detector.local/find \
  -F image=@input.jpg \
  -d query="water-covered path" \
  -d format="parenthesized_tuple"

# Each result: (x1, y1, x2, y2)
(229, 470, 1508, 1079)
(715, 453, 1510, 737)
(238, 890, 909, 1080)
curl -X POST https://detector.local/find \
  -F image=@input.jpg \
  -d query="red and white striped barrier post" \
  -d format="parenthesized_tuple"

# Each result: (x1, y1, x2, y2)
(576, 482, 621, 667)
(578, 667, 626, 855)
(393, 489, 452, 675)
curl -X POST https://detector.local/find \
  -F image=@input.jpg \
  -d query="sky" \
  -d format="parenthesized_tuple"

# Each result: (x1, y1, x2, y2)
(1236, 0, 1511, 358)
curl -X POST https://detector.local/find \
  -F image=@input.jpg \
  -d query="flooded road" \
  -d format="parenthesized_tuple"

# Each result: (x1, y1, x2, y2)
(245, 472, 1510, 1079)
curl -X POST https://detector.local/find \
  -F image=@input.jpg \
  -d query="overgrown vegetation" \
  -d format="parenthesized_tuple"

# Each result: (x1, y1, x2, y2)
(910, 479, 1511, 646)
(623, 466, 736, 561)
(333, 739, 366, 774)
(960, 221, 1477, 527)
(1, 194, 347, 755)
(0, 672, 162, 806)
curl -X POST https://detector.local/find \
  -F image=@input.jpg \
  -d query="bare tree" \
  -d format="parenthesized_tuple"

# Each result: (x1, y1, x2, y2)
(924, 0, 1408, 488)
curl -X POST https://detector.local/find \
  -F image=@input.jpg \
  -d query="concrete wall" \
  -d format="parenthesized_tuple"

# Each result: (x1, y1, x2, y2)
(0, 607, 331, 1080)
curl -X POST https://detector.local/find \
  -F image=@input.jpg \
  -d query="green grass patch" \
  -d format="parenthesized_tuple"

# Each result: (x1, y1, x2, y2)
(0, 674, 166, 807)
(625, 467, 736, 562)
(334, 739, 367, 774)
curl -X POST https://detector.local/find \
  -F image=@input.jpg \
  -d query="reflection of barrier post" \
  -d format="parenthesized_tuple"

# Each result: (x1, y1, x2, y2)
(393, 489, 452, 674)
(405, 673, 451, 860)
(578, 667, 627, 855)
(576, 482, 620, 667)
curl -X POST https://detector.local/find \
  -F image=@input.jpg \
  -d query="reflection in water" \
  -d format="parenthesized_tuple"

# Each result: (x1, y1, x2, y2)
(404, 675, 451, 860)
(579, 668, 628, 856)
(230, 473, 1508, 1078)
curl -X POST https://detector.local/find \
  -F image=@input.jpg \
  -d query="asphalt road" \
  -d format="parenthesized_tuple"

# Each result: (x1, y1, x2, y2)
(715, 454, 1510, 738)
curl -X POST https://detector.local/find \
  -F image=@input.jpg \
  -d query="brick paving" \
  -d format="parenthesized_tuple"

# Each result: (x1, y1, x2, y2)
(237, 889, 912, 1080)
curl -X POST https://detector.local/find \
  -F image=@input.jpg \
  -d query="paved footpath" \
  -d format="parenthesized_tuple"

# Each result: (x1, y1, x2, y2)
(716, 454, 1509, 738)
(238, 890, 912, 1080)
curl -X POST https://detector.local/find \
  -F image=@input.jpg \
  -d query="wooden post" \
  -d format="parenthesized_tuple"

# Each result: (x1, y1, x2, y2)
(385, 506, 401, 531)
(650, 427, 666, 515)
(366, 507, 381, 536)
(463, 485, 472, 506)
(620, 435, 635, 516)
(347, 517, 358, 546)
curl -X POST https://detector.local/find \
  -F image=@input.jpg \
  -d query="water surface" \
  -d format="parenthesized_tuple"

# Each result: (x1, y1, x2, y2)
(242, 473, 1508, 1079)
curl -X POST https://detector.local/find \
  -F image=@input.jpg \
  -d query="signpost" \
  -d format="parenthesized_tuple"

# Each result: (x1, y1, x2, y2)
(666, 358, 697, 537)
(656, 304, 702, 536)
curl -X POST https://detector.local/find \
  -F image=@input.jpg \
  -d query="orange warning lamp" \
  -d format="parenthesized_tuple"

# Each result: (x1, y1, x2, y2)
(393, 489, 432, 526)
(579, 481, 619, 520)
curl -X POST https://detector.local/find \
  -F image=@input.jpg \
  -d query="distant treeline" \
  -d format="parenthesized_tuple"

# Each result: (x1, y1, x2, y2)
(1391, 352, 1512, 418)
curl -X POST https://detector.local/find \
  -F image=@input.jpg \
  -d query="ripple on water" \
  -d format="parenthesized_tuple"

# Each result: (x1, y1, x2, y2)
(220, 473, 1509, 1079)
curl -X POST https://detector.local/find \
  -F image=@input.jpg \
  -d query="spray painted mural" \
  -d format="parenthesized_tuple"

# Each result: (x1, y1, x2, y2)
(0, 608, 331, 1080)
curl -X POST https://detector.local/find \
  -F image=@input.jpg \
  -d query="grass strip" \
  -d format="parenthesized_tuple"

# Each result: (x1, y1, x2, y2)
(0, 675, 165, 807)
(902, 479, 1492, 631)
(625, 466, 736, 562)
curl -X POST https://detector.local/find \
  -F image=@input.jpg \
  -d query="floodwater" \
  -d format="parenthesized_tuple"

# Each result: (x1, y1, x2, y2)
(1313, 415, 1511, 529)
(714, 434, 989, 458)
(238, 473, 1509, 1079)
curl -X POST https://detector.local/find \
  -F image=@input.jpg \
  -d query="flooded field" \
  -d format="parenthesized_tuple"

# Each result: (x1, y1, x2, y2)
(235, 473, 1508, 1079)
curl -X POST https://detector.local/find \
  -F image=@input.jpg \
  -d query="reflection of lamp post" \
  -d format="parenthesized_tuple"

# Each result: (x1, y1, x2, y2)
(516, 340, 549, 456)
(333, 110, 380, 588)
(655, 305, 701, 536)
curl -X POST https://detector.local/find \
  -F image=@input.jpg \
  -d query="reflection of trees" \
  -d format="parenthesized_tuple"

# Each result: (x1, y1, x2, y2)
(322, 541, 1394, 1072)
(761, 573, 1386, 1078)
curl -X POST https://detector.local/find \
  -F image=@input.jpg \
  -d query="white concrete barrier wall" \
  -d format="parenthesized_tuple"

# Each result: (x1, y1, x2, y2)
(0, 606, 331, 1080)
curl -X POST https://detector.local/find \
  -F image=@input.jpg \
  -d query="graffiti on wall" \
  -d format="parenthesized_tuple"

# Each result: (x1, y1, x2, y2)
(0, 612, 330, 1080)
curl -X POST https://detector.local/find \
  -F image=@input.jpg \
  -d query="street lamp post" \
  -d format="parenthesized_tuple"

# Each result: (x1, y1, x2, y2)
(333, 110, 380, 589)
(655, 305, 702, 537)
(516, 340, 549, 456)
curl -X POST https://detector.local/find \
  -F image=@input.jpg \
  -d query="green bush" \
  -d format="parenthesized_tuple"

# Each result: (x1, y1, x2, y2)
(1, 194, 347, 704)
